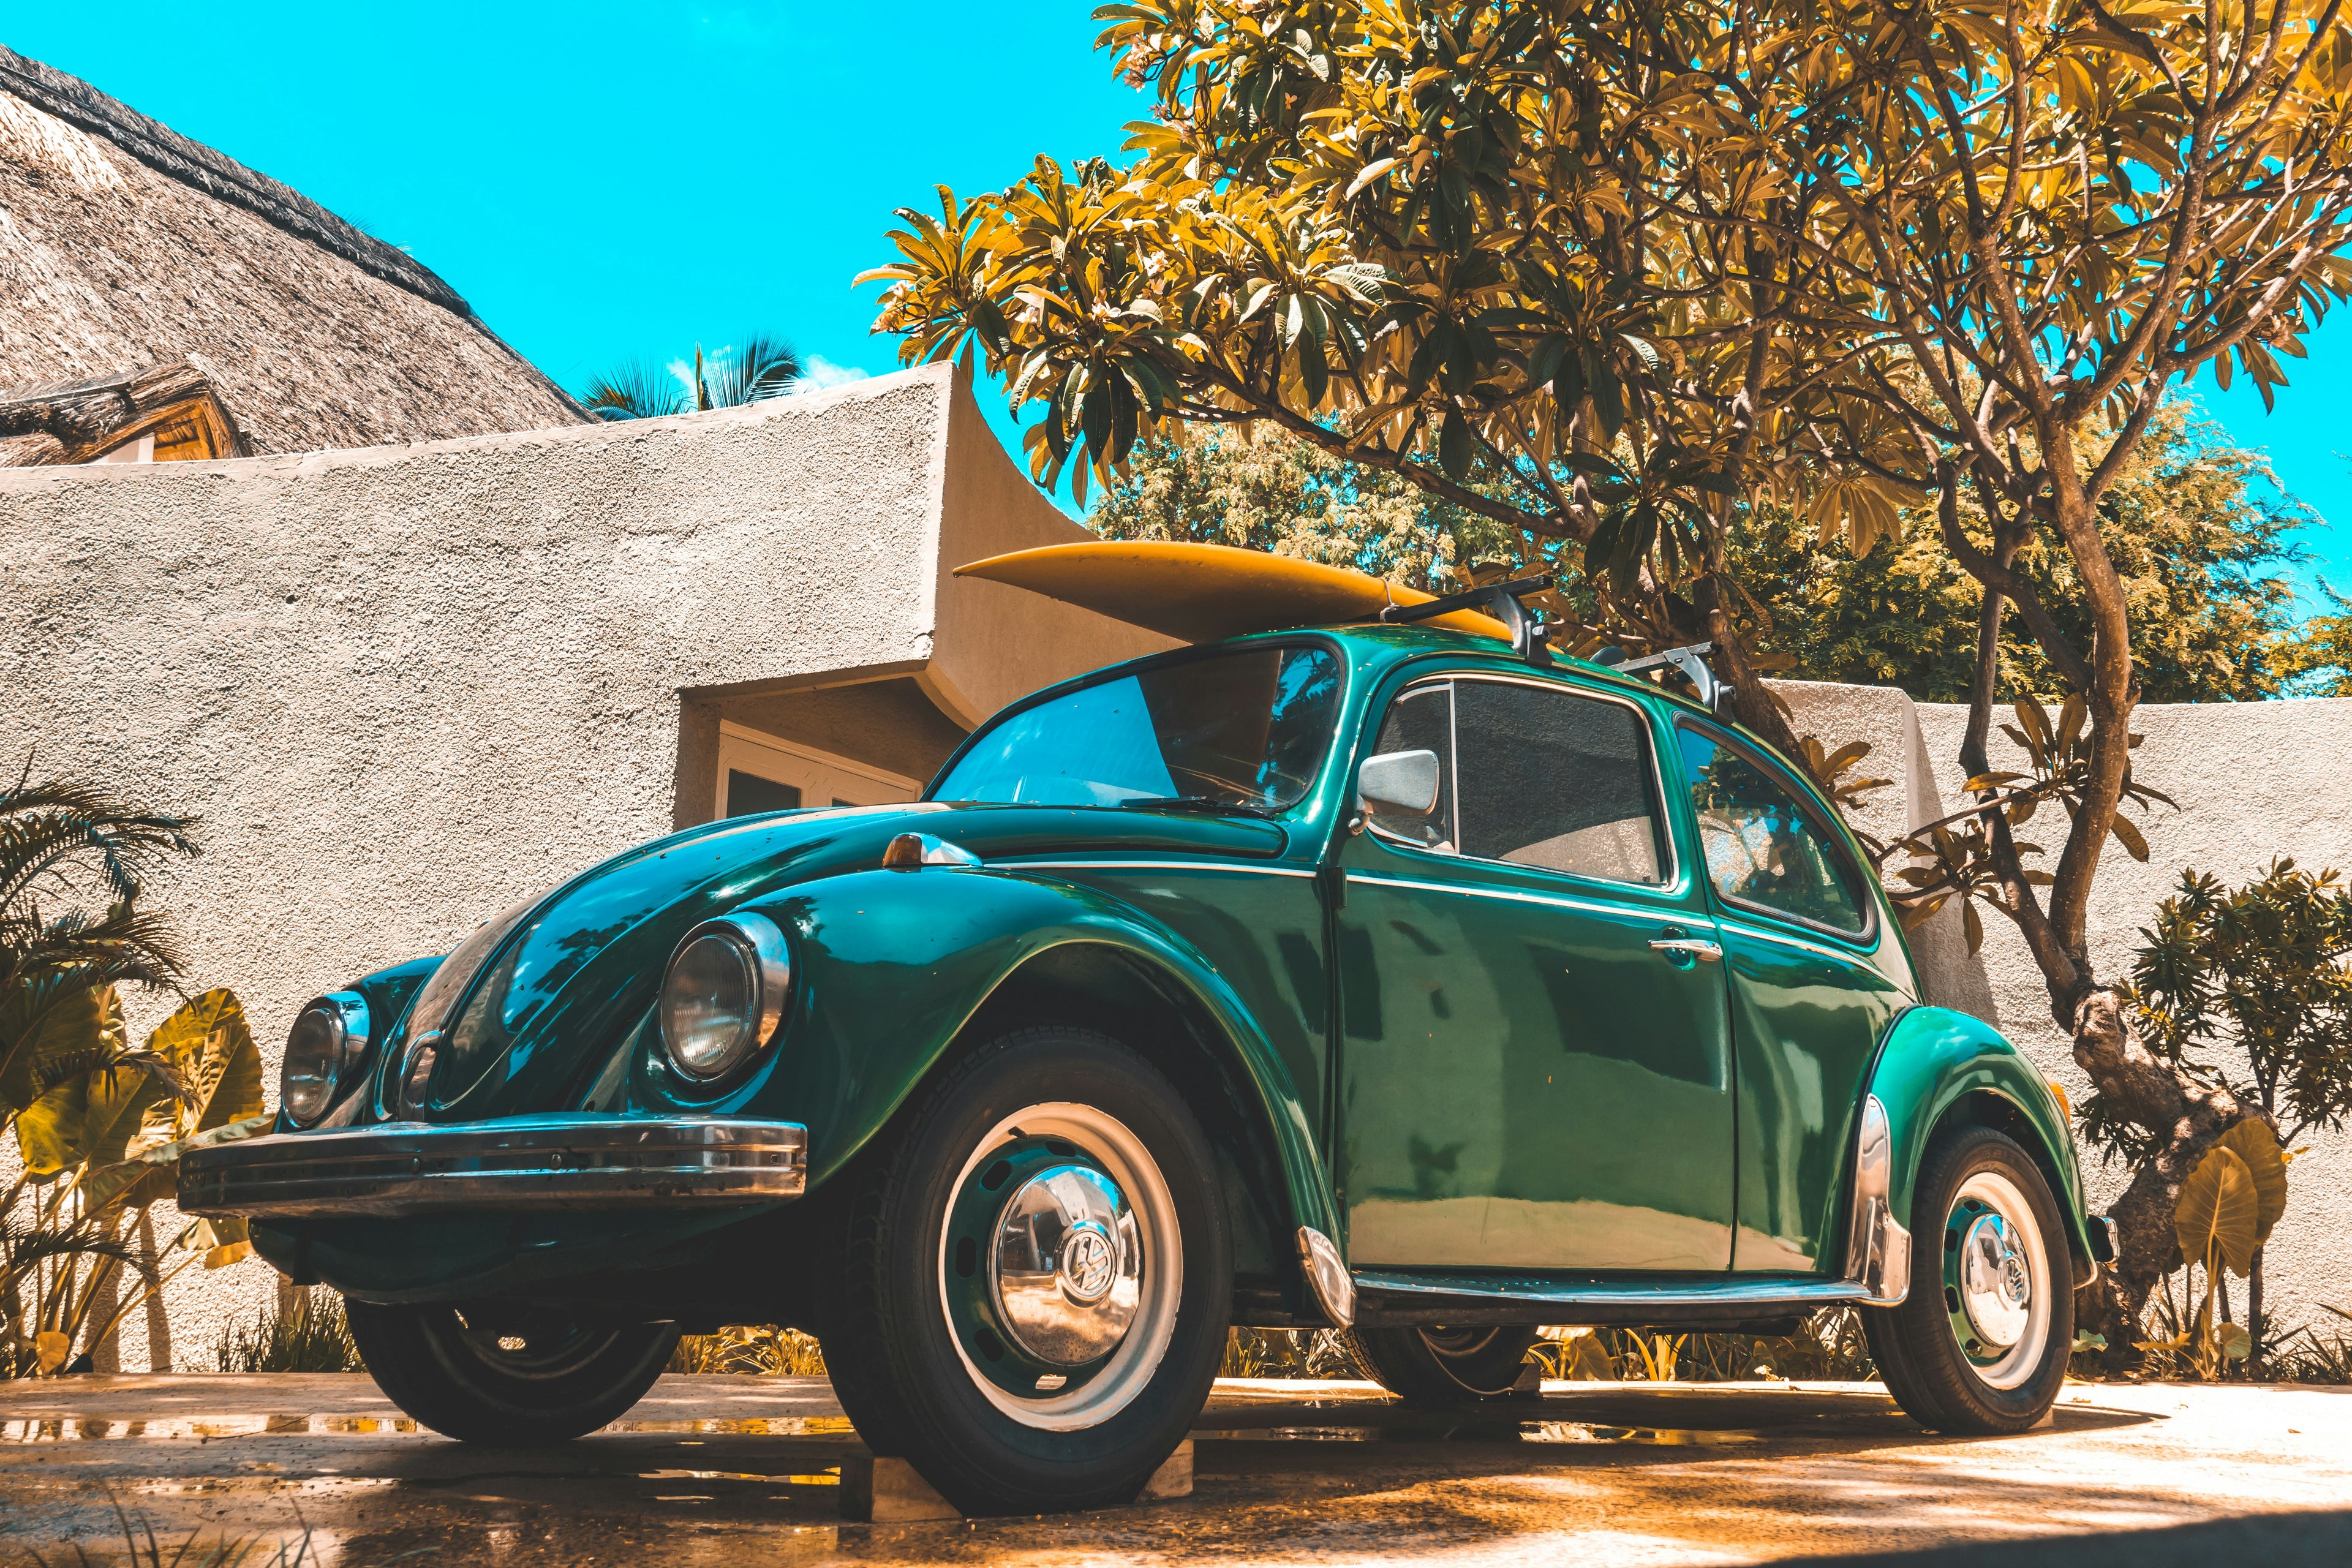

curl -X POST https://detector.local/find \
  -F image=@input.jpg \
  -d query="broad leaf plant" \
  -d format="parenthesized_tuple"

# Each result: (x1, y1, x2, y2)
(1, 770, 265, 1376)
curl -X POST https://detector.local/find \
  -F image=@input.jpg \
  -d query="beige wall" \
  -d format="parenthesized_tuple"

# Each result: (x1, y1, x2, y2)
(0, 363, 1164, 1368)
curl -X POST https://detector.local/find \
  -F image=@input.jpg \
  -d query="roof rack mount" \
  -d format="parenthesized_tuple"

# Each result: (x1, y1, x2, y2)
(1595, 642, 1736, 719)
(1376, 574, 1554, 666)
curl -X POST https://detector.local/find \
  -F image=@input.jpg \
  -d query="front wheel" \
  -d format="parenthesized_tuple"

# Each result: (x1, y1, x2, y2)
(1344, 1325, 1540, 1406)
(1863, 1125, 2073, 1434)
(346, 1298, 677, 1444)
(820, 1025, 1232, 1515)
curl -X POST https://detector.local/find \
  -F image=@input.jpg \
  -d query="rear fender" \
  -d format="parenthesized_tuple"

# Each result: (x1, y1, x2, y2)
(1864, 1006, 2097, 1273)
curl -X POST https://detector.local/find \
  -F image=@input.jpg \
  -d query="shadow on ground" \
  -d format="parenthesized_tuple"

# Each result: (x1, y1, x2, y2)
(1, 1376, 2341, 1566)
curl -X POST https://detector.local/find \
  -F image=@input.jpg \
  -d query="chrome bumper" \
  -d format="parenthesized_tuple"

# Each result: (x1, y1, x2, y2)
(177, 1115, 807, 1219)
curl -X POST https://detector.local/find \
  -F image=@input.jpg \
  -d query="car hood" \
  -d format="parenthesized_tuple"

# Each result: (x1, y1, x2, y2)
(413, 801, 1289, 1119)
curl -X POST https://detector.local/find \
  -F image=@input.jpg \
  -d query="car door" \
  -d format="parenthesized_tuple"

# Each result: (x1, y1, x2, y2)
(1669, 720, 1916, 1273)
(1335, 670, 1738, 1272)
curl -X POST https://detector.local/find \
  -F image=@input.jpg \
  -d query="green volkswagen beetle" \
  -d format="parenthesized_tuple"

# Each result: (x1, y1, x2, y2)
(184, 546, 2108, 1515)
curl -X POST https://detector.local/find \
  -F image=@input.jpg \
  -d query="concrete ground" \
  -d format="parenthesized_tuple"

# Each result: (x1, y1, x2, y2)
(2, 1373, 2346, 1566)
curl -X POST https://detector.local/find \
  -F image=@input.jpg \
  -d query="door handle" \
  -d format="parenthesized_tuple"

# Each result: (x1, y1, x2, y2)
(1649, 937, 1723, 963)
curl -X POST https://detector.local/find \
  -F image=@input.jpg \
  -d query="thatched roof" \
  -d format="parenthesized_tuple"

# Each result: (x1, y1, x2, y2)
(0, 358, 245, 465)
(0, 45, 587, 458)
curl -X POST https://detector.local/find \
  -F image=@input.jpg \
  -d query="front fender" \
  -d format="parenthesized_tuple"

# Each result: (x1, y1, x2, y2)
(639, 865, 1341, 1241)
(1866, 1006, 2096, 1270)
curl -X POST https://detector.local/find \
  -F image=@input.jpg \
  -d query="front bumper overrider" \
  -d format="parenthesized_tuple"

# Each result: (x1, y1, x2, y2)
(178, 1114, 807, 1219)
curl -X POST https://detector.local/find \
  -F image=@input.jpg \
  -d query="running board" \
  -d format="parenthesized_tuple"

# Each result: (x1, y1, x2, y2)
(1350, 1269, 1871, 1330)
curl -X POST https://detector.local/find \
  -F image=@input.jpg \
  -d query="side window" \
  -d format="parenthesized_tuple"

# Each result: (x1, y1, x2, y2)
(1454, 680, 1667, 886)
(1366, 683, 1455, 851)
(1675, 726, 1867, 933)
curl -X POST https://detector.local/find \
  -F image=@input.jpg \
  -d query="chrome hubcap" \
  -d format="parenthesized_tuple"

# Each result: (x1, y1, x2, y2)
(990, 1163, 1142, 1365)
(1941, 1170, 2050, 1389)
(937, 1101, 1184, 1431)
(1957, 1211, 2033, 1350)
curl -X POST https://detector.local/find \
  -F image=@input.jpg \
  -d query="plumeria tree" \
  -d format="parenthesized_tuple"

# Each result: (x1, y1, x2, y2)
(864, 0, 2352, 1345)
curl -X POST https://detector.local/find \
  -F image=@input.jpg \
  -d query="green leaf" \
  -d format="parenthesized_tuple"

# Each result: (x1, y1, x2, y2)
(1438, 409, 1472, 479)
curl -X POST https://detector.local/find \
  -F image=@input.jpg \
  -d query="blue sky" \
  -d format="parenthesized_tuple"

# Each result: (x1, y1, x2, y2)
(11, 3, 2352, 590)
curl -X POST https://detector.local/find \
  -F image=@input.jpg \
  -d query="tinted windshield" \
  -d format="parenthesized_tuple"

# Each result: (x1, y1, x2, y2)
(934, 644, 1343, 810)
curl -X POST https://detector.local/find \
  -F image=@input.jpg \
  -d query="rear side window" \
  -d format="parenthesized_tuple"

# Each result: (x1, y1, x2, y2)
(1362, 677, 1667, 886)
(1676, 725, 1868, 933)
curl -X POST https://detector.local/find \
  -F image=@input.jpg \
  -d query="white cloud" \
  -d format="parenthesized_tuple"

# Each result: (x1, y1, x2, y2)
(797, 356, 870, 392)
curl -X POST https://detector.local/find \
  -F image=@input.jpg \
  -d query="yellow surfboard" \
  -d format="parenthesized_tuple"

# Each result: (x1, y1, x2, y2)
(951, 540, 1513, 645)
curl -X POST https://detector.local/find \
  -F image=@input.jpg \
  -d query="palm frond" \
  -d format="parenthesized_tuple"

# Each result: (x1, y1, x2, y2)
(0, 766, 199, 914)
(2, 905, 190, 997)
(579, 360, 687, 421)
(705, 333, 804, 408)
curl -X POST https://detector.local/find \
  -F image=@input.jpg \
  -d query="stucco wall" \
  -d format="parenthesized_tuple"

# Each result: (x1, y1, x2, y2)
(0, 363, 1165, 1368)
(1780, 683, 2352, 1338)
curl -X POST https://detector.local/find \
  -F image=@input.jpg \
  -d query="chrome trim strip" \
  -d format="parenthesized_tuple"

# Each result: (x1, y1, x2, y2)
(997, 860, 1317, 878)
(178, 1115, 807, 1219)
(1715, 917, 1873, 968)
(1352, 1270, 1871, 1310)
(1343, 870, 1696, 925)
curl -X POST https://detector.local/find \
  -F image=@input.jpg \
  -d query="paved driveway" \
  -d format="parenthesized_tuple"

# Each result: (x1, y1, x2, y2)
(2, 1374, 2346, 1565)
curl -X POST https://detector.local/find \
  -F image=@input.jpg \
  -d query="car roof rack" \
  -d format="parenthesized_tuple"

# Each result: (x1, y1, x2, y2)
(1593, 642, 1736, 718)
(1376, 574, 1554, 666)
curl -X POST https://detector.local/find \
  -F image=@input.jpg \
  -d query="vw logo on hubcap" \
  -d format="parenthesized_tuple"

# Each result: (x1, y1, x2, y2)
(989, 1163, 1141, 1366)
(1059, 1225, 1117, 1303)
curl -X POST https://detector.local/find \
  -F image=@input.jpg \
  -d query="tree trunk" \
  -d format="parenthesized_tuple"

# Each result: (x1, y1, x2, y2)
(1694, 575, 1808, 760)
(2068, 988, 2247, 1373)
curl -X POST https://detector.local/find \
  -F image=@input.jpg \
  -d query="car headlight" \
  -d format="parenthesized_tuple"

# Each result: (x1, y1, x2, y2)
(659, 913, 792, 1081)
(282, 992, 369, 1126)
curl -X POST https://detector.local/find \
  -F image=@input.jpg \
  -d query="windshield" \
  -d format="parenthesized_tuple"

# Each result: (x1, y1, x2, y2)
(933, 644, 1343, 810)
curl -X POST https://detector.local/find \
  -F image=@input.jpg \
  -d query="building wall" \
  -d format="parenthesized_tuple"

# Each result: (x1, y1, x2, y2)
(1779, 683, 2352, 1338)
(0, 363, 1164, 1366)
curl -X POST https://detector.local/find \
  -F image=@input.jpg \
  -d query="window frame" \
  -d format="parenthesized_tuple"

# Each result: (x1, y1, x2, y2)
(716, 722, 922, 818)
(1671, 717, 1881, 944)
(1360, 668, 1681, 895)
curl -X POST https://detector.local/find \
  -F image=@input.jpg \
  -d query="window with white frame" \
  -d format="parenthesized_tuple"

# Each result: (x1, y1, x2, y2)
(715, 722, 923, 818)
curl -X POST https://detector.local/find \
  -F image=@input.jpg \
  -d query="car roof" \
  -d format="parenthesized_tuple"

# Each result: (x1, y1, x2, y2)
(1211, 622, 1720, 721)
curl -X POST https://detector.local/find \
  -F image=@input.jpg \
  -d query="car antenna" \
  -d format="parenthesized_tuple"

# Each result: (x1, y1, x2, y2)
(1375, 574, 1555, 666)
(1594, 642, 1738, 720)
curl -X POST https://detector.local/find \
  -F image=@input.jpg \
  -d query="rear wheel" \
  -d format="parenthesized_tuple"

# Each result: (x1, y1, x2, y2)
(1863, 1125, 2073, 1434)
(820, 1025, 1231, 1515)
(1344, 1324, 1540, 1406)
(346, 1297, 677, 1444)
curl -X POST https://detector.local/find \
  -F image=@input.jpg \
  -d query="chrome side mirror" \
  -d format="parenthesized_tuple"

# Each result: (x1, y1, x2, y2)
(1357, 749, 1441, 817)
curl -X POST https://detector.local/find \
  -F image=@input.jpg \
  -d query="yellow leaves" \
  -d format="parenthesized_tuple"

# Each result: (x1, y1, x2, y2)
(1801, 473, 1920, 557)
(33, 1332, 70, 1374)
(2212, 1120, 2289, 1248)
(140, 989, 263, 1145)
(1344, 156, 1400, 200)
(2176, 1141, 2261, 1277)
